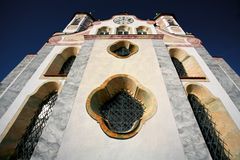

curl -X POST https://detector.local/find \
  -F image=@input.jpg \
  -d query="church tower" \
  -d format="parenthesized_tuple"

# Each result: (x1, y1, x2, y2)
(0, 12, 240, 160)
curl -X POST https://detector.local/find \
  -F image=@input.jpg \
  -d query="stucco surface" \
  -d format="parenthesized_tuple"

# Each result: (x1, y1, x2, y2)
(39, 39, 187, 160)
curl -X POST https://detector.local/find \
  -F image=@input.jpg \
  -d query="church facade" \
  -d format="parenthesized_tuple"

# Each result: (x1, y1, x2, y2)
(0, 12, 240, 160)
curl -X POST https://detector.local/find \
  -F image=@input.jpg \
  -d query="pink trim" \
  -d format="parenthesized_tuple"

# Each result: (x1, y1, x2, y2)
(84, 34, 164, 40)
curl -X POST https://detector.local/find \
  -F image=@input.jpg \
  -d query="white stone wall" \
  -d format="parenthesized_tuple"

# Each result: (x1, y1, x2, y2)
(89, 15, 157, 35)
(55, 39, 186, 160)
(176, 47, 240, 129)
(0, 45, 82, 141)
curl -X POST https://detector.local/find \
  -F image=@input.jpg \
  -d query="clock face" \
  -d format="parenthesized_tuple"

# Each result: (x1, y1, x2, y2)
(113, 16, 134, 24)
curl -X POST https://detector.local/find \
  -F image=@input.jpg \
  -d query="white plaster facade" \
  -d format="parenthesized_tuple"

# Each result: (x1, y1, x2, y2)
(0, 12, 239, 160)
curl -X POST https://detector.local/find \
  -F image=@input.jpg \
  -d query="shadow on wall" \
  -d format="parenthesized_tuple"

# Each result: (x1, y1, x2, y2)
(0, 81, 60, 159)
(186, 83, 240, 160)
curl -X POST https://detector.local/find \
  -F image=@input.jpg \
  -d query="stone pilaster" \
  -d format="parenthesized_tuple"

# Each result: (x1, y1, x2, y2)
(152, 40, 211, 160)
(0, 55, 35, 96)
(195, 46, 240, 111)
(0, 45, 54, 118)
(31, 40, 94, 160)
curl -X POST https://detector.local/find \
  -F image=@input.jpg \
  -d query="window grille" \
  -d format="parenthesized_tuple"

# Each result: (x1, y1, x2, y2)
(188, 94, 231, 160)
(100, 90, 144, 133)
(59, 56, 76, 75)
(114, 47, 130, 56)
(13, 91, 58, 160)
(171, 57, 187, 77)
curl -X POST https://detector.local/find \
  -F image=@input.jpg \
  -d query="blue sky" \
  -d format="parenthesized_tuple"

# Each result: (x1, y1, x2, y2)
(0, 0, 239, 80)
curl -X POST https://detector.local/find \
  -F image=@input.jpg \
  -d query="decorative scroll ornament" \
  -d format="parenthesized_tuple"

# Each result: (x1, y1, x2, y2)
(113, 16, 134, 24)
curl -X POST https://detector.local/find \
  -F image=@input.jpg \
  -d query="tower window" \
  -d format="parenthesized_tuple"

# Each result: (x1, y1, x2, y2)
(71, 17, 81, 25)
(167, 19, 177, 26)
(136, 26, 150, 35)
(137, 31, 147, 35)
(117, 31, 129, 35)
(97, 26, 111, 35)
(116, 26, 130, 35)
(59, 56, 76, 75)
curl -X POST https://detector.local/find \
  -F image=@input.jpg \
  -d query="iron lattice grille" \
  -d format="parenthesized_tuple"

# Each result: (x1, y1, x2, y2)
(13, 92, 58, 160)
(59, 56, 76, 75)
(114, 47, 130, 57)
(100, 90, 144, 133)
(188, 94, 231, 160)
(171, 57, 187, 77)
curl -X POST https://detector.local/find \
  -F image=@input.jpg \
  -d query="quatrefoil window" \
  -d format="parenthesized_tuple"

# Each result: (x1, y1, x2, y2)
(107, 41, 138, 58)
(86, 74, 157, 139)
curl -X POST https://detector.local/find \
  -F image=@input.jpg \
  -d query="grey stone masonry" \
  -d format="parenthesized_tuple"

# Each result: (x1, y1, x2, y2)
(195, 46, 240, 111)
(0, 55, 36, 96)
(152, 40, 211, 160)
(31, 40, 94, 160)
(214, 57, 240, 90)
(0, 45, 54, 119)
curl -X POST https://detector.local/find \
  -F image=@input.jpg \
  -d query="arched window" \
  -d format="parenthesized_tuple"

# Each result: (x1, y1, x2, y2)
(186, 84, 240, 160)
(136, 26, 150, 35)
(116, 26, 130, 35)
(59, 56, 76, 75)
(169, 48, 206, 79)
(0, 82, 60, 159)
(97, 26, 111, 35)
(45, 47, 79, 77)
(171, 57, 187, 77)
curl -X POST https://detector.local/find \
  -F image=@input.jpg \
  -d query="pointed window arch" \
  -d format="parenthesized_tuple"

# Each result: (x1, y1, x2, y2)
(186, 84, 240, 160)
(97, 26, 111, 35)
(0, 82, 60, 159)
(169, 48, 206, 79)
(116, 26, 131, 35)
(45, 47, 79, 77)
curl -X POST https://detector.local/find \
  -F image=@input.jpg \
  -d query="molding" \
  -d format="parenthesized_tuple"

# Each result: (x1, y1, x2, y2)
(84, 34, 164, 40)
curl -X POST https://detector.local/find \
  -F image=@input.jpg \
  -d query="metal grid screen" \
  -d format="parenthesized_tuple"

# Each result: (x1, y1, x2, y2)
(13, 91, 58, 160)
(100, 90, 144, 133)
(188, 94, 231, 160)
(171, 57, 187, 77)
(59, 56, 76, 75)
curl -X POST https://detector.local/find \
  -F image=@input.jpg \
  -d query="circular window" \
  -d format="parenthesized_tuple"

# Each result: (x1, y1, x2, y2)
(86, 74, 157, 139)
(107, 41, 138, 58)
